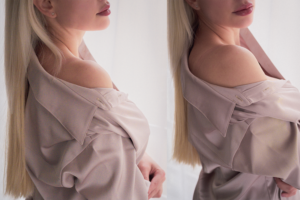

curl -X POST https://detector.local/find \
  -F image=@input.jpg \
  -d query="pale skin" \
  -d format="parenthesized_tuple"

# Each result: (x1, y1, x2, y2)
(33, 0, 165, 199)
(185, 0, 297, 198)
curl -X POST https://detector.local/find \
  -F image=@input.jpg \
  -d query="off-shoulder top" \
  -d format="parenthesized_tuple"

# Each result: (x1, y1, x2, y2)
(181, 27, 300, 200)
(24, 40, 151, 200)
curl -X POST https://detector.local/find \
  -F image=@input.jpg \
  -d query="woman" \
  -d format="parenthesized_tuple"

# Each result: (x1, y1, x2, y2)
(3, 0, 165, 199)
(168, 0, 300, 199)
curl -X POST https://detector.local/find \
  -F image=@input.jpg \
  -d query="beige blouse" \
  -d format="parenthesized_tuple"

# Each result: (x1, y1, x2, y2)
(181, 27, 300, 200)
(24, 40, 151, 200)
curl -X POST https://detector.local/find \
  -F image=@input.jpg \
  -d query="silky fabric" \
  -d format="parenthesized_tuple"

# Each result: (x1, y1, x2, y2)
(181, 27, 300, 200)
(24, 40, 151, 200)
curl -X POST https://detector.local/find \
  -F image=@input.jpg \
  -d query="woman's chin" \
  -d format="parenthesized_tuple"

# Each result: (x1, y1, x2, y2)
(94, 19, 111, 31)
(233, 18, 254, 29)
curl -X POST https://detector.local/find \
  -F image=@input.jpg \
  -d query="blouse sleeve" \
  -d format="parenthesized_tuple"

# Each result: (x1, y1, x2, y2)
(60, 132, 150, 200)
(231, 116, 300, 189)
(229, 80, 300, 189)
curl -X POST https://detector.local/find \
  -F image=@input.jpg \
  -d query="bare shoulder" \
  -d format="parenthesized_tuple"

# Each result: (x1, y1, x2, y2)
(61, 59, 113, 89)
(189, 44, 267, 88)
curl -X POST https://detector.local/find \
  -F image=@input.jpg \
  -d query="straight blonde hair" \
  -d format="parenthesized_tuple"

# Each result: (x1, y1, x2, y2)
(167, 0, 201, 167)
(4, 0, 63, 198)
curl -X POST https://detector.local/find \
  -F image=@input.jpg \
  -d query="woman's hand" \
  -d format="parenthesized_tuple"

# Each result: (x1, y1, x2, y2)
(274, 177, 298, 197)
(138, 153, 166, 199)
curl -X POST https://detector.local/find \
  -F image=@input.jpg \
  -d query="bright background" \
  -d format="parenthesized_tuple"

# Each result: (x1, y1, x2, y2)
(1, 0, 300, 200)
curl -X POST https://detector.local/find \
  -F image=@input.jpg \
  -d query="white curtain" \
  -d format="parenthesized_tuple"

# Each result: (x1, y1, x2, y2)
(1, 0, 300, 200)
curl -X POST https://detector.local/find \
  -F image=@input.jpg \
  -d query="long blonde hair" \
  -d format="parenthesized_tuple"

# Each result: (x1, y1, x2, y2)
(167, 0, 201, 167)
(4, 0, 63, 197)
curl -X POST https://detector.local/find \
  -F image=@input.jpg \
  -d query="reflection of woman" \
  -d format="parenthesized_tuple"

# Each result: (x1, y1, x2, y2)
(4, 0, 165, 199)
(168, 0, 300, 199)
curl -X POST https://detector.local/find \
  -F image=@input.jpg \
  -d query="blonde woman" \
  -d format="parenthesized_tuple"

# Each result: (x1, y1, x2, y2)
(3, 0, 165, 199)
(168, 0, 300, 199)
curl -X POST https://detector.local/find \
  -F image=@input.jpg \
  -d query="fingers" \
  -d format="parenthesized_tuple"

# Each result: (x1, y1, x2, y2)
(274, 177, 298, 198)
(148, 169, 166, 199)
(281, 190, 297, 198)
(138, 153, 166, 199)
(149, 188, 163, 199)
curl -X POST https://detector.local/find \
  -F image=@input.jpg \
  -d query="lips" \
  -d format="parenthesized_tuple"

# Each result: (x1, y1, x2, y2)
(233, 3, 253, 13)
(97, 4, 110, 14)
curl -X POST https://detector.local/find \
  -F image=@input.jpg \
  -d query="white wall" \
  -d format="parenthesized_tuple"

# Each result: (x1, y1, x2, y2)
(0, 0, 16, 199)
